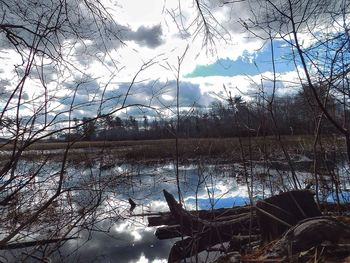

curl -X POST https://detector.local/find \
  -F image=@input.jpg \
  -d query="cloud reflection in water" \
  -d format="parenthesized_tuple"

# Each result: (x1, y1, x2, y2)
(61, 162, 243, 263)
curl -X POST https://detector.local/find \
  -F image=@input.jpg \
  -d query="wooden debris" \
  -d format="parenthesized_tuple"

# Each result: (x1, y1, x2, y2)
(148, 213, 177, 226)
(155, 225, 182, 240)
(146, 190, 350, 263)
(128, 198, 136, 212)
(229, 235, 261, 251)
(148, 206, 252, 227)
(212, 251, 241, 263)
(162, 190, 257, 262)
(265, 216, 350, 259)
(256, 190, 321, 242)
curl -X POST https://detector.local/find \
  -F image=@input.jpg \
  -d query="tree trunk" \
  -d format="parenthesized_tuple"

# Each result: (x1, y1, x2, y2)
(162, 190, 257, 263)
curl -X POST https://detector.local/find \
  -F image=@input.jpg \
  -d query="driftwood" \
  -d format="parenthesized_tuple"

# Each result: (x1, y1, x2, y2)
(148, 206, 252, 227)
(265, 216, 350, 259)
(154, 212, 257, 240)
(148, 213, 178, 226)
(229, 235, 261, 251)
(256, 190, 321, 242)
(148, 190, 350, 263)
(162, 190, 257, 262)
(155, 225, 182, 240)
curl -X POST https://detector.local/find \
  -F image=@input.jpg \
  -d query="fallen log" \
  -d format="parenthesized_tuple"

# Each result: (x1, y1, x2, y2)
(212, 251, 242, 263)
(169, 234, 261, 263)
(163, 190, 256, 236)
(148, 206, 252, 227)
(162, 190, 258, 262)
(148, 214, 177, 227)
(155, 213, 258, 239)
(265, 216, 350, 259)
(151, 190, 350, 263)
(155, 225, 182, 240)
(229, 235, 261, 251)
(256, 190, 321, 242)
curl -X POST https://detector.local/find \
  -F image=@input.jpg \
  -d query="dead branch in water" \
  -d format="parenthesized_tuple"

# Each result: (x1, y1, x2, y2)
(148, 190, 350, 263)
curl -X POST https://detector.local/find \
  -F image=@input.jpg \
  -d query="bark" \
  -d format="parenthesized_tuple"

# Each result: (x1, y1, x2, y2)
(256, 190, 321, 242)
(265, 216, 350, 258)
(155, 225, 182, 240)
(150, 190, 349, 263)
(148, 206, 252, 227)
(162, 190, 258, 262)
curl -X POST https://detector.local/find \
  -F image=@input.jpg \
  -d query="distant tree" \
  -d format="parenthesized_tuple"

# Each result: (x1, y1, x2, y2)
(143, 115, 149, 130)
(242, 0, 350, 162)
(82, 117, 96, 141)
(126, 116, 139, 132)
(113, 116, 124, 128)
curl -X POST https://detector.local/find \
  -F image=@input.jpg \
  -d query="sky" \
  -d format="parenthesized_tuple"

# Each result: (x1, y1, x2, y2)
(0, 0, 347, 126)
(96, 0, 300, 114)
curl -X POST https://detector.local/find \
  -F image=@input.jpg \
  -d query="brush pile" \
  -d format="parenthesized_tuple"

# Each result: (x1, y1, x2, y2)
(146, 190, 350, 263)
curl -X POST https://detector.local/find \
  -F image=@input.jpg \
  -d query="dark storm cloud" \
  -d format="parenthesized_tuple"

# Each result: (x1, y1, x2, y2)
(0, 0, 164, 67)
(73, 23, 164, 65)
(122, 25, 164, 48)
(13, 63, 58, 83)
(0, 0, 96, 52)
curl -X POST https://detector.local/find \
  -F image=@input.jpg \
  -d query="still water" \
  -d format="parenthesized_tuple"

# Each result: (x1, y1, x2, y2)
(1, 158, 348, 262)
(60, 162, 251, 263)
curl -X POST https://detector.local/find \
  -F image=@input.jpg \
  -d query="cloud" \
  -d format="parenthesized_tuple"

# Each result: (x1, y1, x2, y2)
(72, 23, 164, 66)
(63, 76, 101, 95)
(105, 79, 214, 110)
(54, 78, 217, 120)
(0, 0, 164, 69)
(61, 222, 172, 263)
(0, 85, 29, 102)
(0, 79, 11, 90)
(210, 0, 346, 39)
(122, 25, 164, 48)
(2, 0, 343, 125)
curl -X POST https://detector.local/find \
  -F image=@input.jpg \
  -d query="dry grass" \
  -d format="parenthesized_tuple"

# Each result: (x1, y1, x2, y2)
(0, 136, 346, 163)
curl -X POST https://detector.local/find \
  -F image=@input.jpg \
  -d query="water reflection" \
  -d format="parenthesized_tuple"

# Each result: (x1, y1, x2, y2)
(63, 222, 172, 263)
(3, 159, 348, 262)
(60, 162, 244, 263)
(59, 160, 345, 262)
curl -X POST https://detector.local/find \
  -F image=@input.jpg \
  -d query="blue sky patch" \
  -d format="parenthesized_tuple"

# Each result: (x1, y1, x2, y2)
(186, 196, 250, 209)
(185, 41, 296, 77)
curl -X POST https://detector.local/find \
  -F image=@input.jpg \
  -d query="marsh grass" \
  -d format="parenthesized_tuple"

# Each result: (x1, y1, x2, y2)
(0, 136, 346, 163)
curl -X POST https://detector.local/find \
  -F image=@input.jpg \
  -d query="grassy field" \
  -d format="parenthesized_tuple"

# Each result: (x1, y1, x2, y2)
(0, 135, 346, 163)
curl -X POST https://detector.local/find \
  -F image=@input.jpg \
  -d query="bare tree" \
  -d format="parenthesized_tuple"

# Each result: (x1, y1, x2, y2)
(238, 0, 350, 161)
(0, 1, 163, 261)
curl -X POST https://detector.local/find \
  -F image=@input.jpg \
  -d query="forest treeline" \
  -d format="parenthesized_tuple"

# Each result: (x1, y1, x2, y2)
(61, 87, 345, 141)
